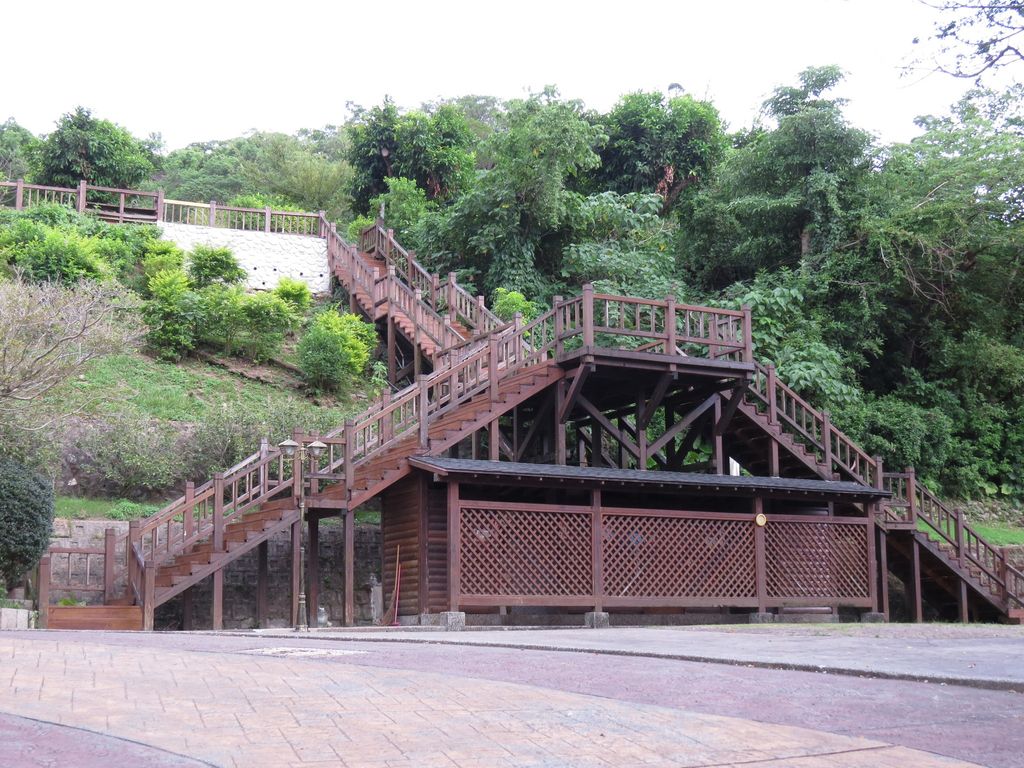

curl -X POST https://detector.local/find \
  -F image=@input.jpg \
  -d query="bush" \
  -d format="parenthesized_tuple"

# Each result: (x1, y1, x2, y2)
(273, 276, 312, 315)
(74, 413, 186, 497)
(298, 310, 377, 391)
(136, 240, 186, 294)
(491, 287, 538, 322)
(0, 457, 54, 591)
(105, 500, 159, 521)
(239, 291, 295, 361)
(0, 220, 111, 284)
(197, 284, 247, 354)
(143, 268, 201, 360)
(347, 214, 375, 242)
(187, 244, 245, 288)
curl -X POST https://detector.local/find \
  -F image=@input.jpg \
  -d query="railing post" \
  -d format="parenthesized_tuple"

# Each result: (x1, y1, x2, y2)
(103, 528, 116, 604)
(665, 295, 677, 355)
(553, 295, 564, 357)
(264, 205, 272, 233)
(582, 283, 595, 349)
(118, 191, 126, 224)
(447, 272, 458, 323)
(766, 364, 778, 425)
(906, 467, 917, 527)
(488, 335, 499, 403)
(514, 312, 524, 363)
(36, 555, 50, 628)
(155, 189, 165, 222)
(386, 228, 395, 262)
(997, 547, 1009, 605)
(431, 273, 440, 311)
(143, 563, 156, 631)
(213, 473, 225, 552)
(14, 178, 24, 210)
(128, 518, 141, 574)
(821, 410, 833, 477)
(209, 200, 217, 228)
(343, 421, 355, 505)
(742, 304, 753, 363)
(476, 295, 485, 326)
(77, 180, 87, 213)
(407, 251, 415, 286)
(414, 288, 424, 329)
(183, 480, 195, 540)
(954, 507, 966, 568)
(418, 375, 430, 449)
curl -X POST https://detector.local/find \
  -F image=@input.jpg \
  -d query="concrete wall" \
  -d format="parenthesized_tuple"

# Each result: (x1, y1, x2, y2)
(160, 222, 331, 294)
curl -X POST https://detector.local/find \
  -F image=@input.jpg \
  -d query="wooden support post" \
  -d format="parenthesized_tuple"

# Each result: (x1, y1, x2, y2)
(308, 514, 320, 628)
(264, 205, 272, 233)
(447, 481, 461, 611)
(906, 467, 918, 527)
(665, 295, 677, 355)
(592, 489, 603, 611)
(14, 178, 24, 210)
(212, 569, 223, 631)
(742, 304, 753, 363)
(103, 528, 116, 604)
(582, 283, 595, 350)
(143, 564, 156, 631)
(713, 398, 725, 474)
(447, 272, 458, 323)
(664, 404, 676, 467)
(489, 419, 499, 461)
(77, 180, 87, 213)
(209, 200, 217, 227)
(156, 189, 165, 222)
(256, 541, 269, 628)
(822, 410, 833, 478)
(344, 509, 355, 626)
(878, 528, 890, 619)
(553, 295, 564, 357)
(865, 508, 878, 612)
(488, 335, 499, 402)
(387, 317, 396, 383)
(418, 376, 430, 449)
(555, 381, 567, 465)
(213, 473, 225, 553)
(954, 507, 966, 568)
(36, 555, 50, 628)
(636, 395, 648, 469)
(909, 538, 923, 623)
(957, 578, 969, 624)
(183, 481, 195, 540)
(182, 587, 193, 631)
(290, 519, 301, 627)
(754, 498, 767, 613)
(591, 418, 603, 469)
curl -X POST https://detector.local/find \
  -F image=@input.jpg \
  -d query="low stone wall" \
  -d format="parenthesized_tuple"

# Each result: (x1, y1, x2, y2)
(159, 222, 330, 294)
(49, 519, 381, 628)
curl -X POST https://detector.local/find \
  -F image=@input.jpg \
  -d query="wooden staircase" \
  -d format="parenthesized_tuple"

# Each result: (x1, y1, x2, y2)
(37, 216, 1024, 628)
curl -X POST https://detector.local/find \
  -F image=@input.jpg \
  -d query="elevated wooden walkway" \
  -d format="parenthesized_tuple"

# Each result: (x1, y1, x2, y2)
(21, 187, 1020, 629)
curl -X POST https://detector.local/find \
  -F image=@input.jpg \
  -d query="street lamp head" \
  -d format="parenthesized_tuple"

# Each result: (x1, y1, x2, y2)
(307, 440, 327, 459)
(278, 438, 299, 457)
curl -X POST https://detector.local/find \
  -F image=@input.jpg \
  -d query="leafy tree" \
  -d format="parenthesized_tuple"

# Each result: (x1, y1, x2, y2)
(0, 458, 54, 591)
(187, 245, 246, 289)
(144, 268, 200, 360)
(298, 310, 377, 391)
(372, 177, 435, 252)
(347, 98, 474, 211)
(0, 119, 37, 182)
(592, 92, 727, 211)
(34, 107, 154, 189)
(917, 0, 1024, 79)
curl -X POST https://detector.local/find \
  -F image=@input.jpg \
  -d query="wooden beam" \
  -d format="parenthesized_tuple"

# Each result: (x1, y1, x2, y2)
(290, 519, 301, 627)
(576, 393, 639, 460)
(638, 373, 673, 429)
(648, 393, 717, 456)
(308, 515, 320, 628)
(557, 364, 593, 423)
(256, 541, 269, 628)
(344, 509, 355, 626)
(516, 396, 554, 461)
(909, 538, 923, 623)
(713, 385, 746, 437)
(212, 570, 223, 631)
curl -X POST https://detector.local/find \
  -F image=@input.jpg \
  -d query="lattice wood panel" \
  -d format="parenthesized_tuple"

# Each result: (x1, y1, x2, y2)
(602, 515, 756, 598)
(460, 507, 591, 596)
(765, 521, 868, 599)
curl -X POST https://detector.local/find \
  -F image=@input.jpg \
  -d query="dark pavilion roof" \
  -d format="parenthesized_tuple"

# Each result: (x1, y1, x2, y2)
(407, 457, 889, 501)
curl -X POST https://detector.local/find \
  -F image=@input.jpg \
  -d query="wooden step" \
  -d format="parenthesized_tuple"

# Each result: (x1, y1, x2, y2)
(47, 605, 142, 631)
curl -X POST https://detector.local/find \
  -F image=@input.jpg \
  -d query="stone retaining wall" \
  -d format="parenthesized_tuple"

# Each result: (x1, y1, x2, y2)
(49, 519, 381, 628)
(159, 222, 330, 294)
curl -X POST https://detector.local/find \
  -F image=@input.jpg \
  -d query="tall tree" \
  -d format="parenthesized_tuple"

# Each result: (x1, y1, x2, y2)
(0, 119, 37, 182)
(34, 107, 154, 189)
(917, 0, 1024, 79)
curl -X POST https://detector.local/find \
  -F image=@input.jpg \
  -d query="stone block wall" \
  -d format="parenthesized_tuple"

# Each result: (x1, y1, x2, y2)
(49, 519, 382, 629)
(159, 222, 330, 294)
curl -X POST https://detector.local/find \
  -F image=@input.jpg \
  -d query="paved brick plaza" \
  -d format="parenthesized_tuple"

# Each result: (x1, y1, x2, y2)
(2, 627, 1018, 767)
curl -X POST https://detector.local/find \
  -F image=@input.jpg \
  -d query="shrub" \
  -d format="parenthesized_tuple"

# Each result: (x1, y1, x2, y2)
(187, 244, 245, 288)
(239, 291, 295, 361)
(492, 287, 539, 322)
(0, 221, 111, 284)
(143, 268, 201, 360)
(298, 310, 377, 391)
(273, 276, 312, 315)
(105, 500, 159, 521)
(74, 413, 186, 497)
(0, 457, 54, 591)
(138, 241, 186, 292)
(197, 284, 247, 354)
(347, 214, 375, 242)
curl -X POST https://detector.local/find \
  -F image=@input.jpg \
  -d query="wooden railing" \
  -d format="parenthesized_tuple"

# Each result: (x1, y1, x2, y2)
(883, 468, 1024, 609)
(746, 361, 877, 486)
(163, 199, 322, 235)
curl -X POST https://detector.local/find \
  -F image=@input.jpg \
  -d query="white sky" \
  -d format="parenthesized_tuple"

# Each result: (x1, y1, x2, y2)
(1, 0, 993, 150)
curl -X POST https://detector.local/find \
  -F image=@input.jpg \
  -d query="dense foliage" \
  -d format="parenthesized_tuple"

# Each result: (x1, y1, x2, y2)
(298, 310, 378, 392)
(0, 458, 54, 590)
